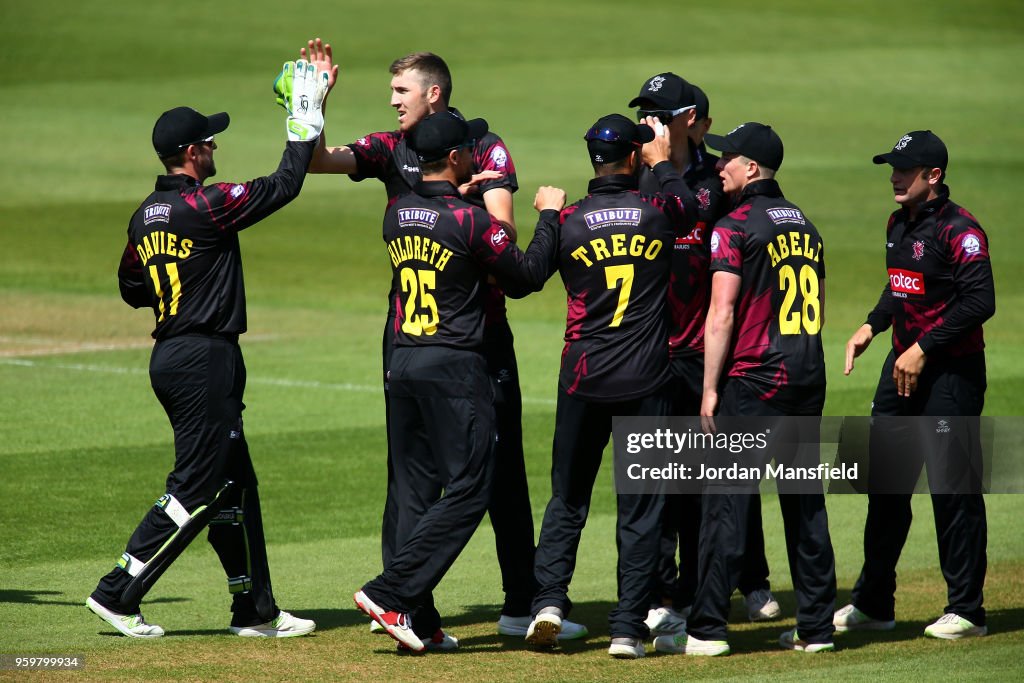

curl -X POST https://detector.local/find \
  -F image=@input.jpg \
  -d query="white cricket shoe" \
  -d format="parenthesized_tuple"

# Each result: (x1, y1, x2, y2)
(608, 637, 645, 659)
(86, 597, 164, 639)
(744, 588, 782, 621)
(833, 603, 895, 632)
(369, 620, 385, 634)
(229, 610, 316, 637)
(644, 606, 687, 636)
(653, 633, 730, 656)
(924, 613, 987, 640)
(498, 614, 588, 640)
(525, 607, 562, 648)
(779, 628, 835, 652)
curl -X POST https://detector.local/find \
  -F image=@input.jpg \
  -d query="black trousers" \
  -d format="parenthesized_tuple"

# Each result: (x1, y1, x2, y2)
(532, 385, 671, 639)
(379, 318, 538, 619)
(655, 356, 771, 609)
(687, 380, 836, 644)
(91, 334, 277, 625)
(851, 350, 987, 625)
(362, 346, 497, 631)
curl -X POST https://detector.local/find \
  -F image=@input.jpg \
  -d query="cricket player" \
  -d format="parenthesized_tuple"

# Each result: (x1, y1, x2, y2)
(298, 39, 585, 642)
(86, 61, 326, 638)
(836, 130, 994, 640)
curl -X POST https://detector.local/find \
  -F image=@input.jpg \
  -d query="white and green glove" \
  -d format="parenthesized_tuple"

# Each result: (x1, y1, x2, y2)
(273, 59, 328, 142)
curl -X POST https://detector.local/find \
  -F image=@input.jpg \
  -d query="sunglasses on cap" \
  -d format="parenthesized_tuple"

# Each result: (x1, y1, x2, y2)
(584, 127, 639, 144)
(636, 105, 695, 125)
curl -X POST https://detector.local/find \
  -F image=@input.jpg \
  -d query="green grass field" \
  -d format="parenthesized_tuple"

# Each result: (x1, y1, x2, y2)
(2, 0, 1023, 680)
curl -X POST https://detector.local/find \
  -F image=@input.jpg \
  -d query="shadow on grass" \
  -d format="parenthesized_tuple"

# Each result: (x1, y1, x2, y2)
(0, 588, 187, 607)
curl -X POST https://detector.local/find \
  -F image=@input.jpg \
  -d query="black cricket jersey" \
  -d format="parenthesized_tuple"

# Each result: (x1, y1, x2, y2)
(384, 180, 555, 350)
(865, 189, 995, 359)
(541, 162, 693, 401)
(117, 141, 314, 340)
(639, 141, 728, 358)
(709, 179, 826, 400)
(347, 110, 517, 324)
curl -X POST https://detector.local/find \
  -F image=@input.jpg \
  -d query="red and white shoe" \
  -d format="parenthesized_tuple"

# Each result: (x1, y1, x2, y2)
(397, 629, 459, 653)
(353, 590, 424, 652)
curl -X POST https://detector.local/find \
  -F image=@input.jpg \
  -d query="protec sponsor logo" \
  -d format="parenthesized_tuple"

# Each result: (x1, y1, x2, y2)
(961, 233, 981, 255)
(710, 231, 721, 254)
(143, 203, 171, 225)
(583, 208, 642, 231)
(675, 224, 703, 247)
(888, 268, 925, 296)
(397, 208, 439, 230)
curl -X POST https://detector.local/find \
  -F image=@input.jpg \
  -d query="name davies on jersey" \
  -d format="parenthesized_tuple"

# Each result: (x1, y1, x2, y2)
(387, 233, 454, 271)
(571, 233, 663, 267)
(135, 231, 193, 266)
(766, 230, 822, 267)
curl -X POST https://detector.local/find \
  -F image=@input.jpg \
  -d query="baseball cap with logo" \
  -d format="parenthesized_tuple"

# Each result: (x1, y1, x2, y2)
(628, 72, 698, 111)
(704, 122, 784, 171)
(584, 114, 655, 164)
(408, 111, 488, 163)
(152, 107, 230, 158)
(872, 130, 947, 170)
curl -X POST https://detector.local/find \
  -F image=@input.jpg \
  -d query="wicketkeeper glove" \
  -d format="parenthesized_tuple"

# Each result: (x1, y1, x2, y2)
(274, 59, 328, 142)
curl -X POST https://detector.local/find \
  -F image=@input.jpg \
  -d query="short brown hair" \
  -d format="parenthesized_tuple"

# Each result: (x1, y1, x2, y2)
(390, 52, 452, 104)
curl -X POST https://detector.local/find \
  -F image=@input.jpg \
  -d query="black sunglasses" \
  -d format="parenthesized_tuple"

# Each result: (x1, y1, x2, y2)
(636, 105, 696, 124)
(584, 127, 637, 144)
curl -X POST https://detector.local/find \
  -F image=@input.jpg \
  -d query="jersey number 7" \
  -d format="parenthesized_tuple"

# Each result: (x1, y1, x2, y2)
(605, 264, 634, 328)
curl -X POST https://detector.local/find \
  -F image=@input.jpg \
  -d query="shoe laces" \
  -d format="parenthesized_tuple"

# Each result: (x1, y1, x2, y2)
(936, 613, 961, 625)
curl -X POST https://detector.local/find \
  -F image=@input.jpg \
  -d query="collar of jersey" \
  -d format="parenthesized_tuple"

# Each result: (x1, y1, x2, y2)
(900, 186, 950, 225)
(155, 173, 201, 191)
(415, 179, 461, 197)
(587, 174, 639, 194)
(736, 178, 783, 203)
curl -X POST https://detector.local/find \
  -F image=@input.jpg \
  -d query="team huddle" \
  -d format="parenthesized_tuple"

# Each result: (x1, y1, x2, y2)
(86, 38, 996, 659)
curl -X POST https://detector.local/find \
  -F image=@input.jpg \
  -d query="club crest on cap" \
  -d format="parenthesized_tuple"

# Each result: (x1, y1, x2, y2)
(647, 75, 666, 92)
(894, 134, 913, 151)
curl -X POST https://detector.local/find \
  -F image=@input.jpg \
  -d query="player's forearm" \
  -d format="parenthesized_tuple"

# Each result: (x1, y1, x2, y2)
(703, 305, 733, 394)
(493, 212, 557, 298)
(483, 188, 517, 241)
(652, 160, 697, 231)
(865, 285, 895, 335)
(309, 140, 357, 174)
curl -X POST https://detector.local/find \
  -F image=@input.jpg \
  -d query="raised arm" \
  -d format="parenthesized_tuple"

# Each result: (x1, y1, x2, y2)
(297, 38, 358, 174)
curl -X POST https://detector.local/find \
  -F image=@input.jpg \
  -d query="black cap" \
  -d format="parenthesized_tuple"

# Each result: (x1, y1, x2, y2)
(691, 84, 710, 120)
(152, 107, 229, 158)
(628, 72, 697, 110)
(872, 130, 947, 170)
(584, 114, 655, 164)
(407, 111, 488, 163)
(704, 122, 784, 171)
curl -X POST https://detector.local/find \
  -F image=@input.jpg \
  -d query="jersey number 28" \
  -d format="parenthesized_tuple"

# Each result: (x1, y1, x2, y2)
(778, 263, 821, 335)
